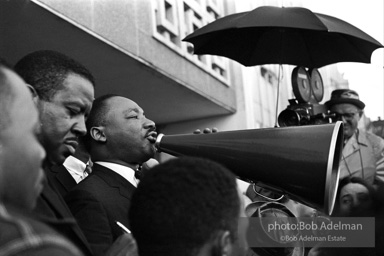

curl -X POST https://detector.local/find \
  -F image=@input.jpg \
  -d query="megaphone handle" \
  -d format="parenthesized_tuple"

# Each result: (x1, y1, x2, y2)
(252, 184, 285, 202)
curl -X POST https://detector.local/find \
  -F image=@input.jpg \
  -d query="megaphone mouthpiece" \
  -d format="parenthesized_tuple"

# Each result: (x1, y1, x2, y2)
(155, 133, 164, 152)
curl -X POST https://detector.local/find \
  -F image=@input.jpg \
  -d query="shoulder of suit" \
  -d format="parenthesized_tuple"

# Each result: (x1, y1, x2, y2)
(362, 131, 384, 156)
(364, 131, 384, 144)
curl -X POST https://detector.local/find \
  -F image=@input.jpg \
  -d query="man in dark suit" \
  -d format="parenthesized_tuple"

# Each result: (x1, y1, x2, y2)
(14, 51, 138, 256)
(65, 94, 157, 256)
(47, 164, 77, 198)
(49, 137, 91, 198)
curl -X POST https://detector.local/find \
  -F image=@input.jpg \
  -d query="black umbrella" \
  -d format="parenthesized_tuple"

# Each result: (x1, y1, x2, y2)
(183, 6, 383, 68)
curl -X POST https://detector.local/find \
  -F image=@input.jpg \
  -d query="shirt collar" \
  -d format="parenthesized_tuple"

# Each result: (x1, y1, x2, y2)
(346, 129, 369, 148)
(63, 155, 87, 171)
(355, 129, 369, 147)
(95, 161, 139, 187)
(63, 156, 88, 183)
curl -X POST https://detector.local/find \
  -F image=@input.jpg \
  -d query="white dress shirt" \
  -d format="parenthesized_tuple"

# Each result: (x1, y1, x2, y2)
(63, 155, 89, 183)
(95, 161, 139, 187)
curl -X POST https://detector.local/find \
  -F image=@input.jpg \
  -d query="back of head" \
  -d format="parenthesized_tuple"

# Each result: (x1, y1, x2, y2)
(14, 50, 95, 101)
(129, 156, 240, 256)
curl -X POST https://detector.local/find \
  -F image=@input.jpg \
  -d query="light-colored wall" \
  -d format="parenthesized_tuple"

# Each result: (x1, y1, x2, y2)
(35, 0, 237, 112)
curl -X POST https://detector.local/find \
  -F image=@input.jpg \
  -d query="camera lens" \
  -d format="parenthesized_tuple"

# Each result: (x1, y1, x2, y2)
(278, 109, 300, 127)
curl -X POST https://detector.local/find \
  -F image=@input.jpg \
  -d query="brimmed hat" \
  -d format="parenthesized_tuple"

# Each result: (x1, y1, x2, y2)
(325, 89, 365, 109)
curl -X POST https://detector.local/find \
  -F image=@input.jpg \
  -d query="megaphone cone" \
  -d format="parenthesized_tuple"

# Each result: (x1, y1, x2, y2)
(155, 122, 343, 215)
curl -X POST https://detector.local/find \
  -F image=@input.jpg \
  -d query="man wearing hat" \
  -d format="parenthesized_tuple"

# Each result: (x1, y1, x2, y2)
(325, 89, 384, 185)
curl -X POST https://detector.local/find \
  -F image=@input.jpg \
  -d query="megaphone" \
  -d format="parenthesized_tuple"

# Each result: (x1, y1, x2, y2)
(155, 122, 343, 215)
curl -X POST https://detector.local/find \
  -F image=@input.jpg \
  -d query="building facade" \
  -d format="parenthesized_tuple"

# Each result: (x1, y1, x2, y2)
(0, 0, 349, 160)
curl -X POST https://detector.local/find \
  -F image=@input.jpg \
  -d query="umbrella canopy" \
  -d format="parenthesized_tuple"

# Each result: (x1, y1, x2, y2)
(183, 6, 383, 68)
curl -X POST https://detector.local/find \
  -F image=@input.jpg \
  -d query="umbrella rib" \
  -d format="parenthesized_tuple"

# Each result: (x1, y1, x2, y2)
(341, 34, 379, 63)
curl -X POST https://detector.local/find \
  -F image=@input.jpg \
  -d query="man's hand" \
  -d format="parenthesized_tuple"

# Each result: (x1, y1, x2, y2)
(193, 127, 219, 134)
(105, 233, 138, 256)
(141, 158, 159, 173)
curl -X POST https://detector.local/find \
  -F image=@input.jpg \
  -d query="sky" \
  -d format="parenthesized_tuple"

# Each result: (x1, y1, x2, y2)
(302, 0, 384, 121)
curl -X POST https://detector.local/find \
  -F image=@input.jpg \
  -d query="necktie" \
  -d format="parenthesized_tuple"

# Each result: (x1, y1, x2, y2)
(134, 169, 143, 180)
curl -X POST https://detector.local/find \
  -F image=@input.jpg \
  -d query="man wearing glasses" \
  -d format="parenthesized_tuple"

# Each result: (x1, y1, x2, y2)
(325, 89, 384, 186)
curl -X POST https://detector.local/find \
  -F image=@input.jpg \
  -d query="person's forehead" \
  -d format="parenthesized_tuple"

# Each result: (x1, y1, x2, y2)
(341, 183, 369, 196)
(108, 96, 142, 112)
(55, 73, 94, 100)
(331, 103, 359, 112)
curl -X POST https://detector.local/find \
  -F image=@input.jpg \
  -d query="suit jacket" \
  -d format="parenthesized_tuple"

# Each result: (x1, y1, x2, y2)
(65, 163, 136, 256)
(33, 166, 93, 256)
(47, 164, 77, 198)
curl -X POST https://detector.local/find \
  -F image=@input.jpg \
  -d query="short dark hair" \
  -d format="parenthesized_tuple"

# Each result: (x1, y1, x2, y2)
(129, 157, 240, 256)
(14, 50, 95, 101)
(84, 94, 119, 151)
(86, 94, 119, 129)
(0, 61, 16, 130)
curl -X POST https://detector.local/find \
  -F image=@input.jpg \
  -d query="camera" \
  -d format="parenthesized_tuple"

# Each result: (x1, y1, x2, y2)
(278, 66, 334, 127)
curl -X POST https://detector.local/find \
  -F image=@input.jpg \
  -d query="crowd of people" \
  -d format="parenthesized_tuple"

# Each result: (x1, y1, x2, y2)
(0, 49, 384, 256)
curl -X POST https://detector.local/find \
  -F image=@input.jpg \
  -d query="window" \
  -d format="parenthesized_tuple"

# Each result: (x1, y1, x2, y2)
(152, 0, 229, 85)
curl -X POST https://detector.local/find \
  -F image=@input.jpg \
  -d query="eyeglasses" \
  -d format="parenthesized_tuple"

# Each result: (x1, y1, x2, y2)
(330, 112, 360, 121)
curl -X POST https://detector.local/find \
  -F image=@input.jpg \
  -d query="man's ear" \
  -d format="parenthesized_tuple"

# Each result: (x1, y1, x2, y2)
(220, 231, 232, 256)
(31, 94, 39, 105)
(90, 126, 107, 142)
(212, 231, 232, 256)
(26, 84, 39, 105)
